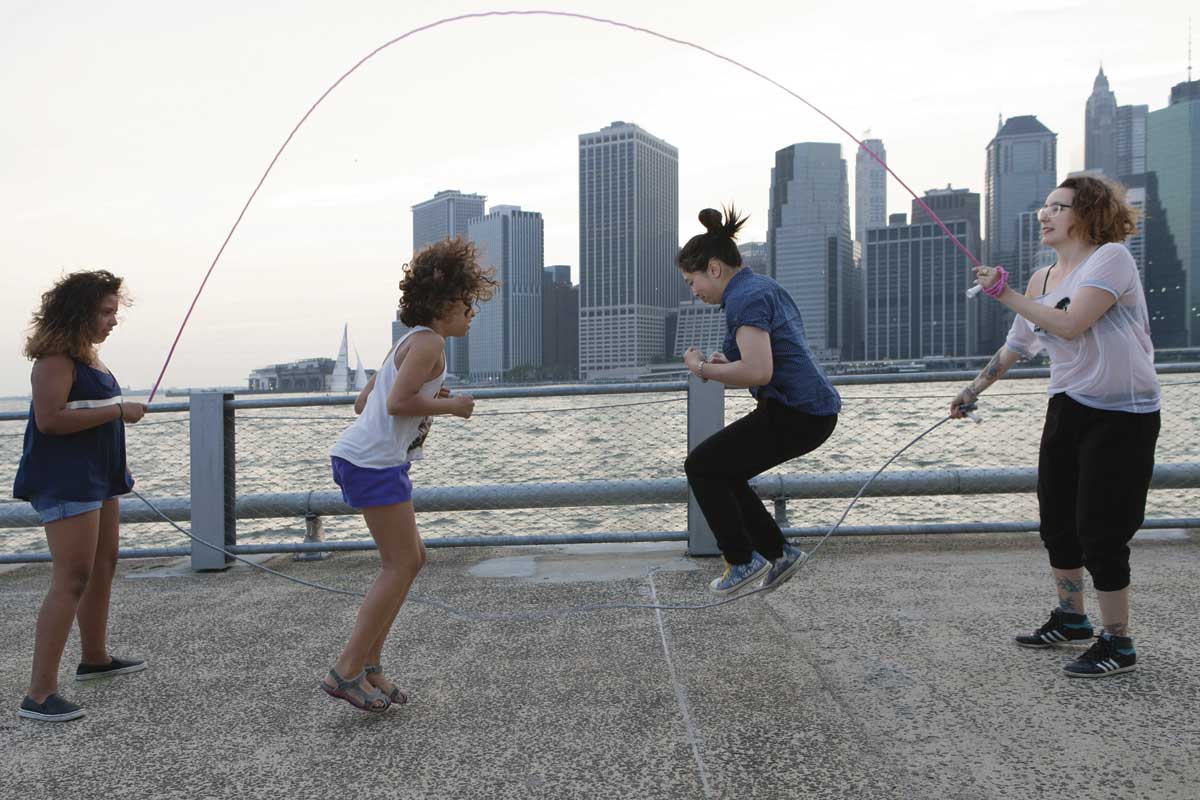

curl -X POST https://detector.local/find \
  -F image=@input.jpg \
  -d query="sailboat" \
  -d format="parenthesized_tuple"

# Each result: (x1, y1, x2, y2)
(332, 324, 350, 393)
(353, 347, 368, 391)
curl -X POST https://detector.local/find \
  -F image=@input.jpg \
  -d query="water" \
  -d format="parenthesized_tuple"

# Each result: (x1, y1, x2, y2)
(2, 378, 1197, 555)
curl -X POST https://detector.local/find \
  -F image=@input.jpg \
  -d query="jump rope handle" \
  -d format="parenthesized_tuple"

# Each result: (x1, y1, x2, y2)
(958, 402, 982, 424)
(964, 284, 983, 299)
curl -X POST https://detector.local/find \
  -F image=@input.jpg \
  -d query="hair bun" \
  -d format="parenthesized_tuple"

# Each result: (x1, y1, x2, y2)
(698, 208, 722, 233)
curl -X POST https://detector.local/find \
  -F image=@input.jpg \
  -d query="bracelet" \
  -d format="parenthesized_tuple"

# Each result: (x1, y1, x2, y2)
(983, 266, 1009, 299)
(117, 402, 125, 421)
(697, 360, 707, 382)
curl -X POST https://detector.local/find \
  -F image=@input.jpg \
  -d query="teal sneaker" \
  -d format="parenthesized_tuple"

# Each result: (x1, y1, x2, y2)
(761, 543, 807, 591)
(709, 552, 771, 594)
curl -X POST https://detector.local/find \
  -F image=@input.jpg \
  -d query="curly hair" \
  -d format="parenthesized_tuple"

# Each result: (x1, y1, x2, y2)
(397, 237, 498, 327)
(1058, 175, 1140, 245)
(677, 206, 749, 273)
(24, 270, 128, 363)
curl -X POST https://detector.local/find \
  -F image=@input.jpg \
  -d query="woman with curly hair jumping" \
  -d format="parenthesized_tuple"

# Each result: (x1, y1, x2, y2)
(320, 237, 497, 712)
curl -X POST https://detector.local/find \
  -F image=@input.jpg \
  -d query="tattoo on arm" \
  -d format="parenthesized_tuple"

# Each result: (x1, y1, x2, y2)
(969, 350, 1006, 395)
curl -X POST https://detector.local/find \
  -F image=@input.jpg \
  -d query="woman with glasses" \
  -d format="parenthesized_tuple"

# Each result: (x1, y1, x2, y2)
(950, 175, 1159, 678)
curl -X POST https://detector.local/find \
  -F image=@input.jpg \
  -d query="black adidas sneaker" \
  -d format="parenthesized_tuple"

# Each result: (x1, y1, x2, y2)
(1015, 609, 1094, 648)
(1062, 634, 1137, 678)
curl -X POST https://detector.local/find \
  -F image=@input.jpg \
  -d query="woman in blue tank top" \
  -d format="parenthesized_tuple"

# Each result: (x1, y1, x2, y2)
(13, 270, 148, 723)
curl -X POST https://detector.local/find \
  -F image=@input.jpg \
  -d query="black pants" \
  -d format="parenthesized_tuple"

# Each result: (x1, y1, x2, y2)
(684, 399, 837, 564)
(1037, 393, 1160, 592)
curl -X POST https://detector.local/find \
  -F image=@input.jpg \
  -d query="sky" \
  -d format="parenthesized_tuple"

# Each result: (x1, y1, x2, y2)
(0, 0, 1192, 396)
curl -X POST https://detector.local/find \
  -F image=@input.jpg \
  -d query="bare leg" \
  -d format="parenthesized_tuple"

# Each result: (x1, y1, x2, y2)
(76, 498, 121, 665)
(323, 502, 424, 697)
(1096, 588, 1131, 637)
(1053, 567, 1086, 615)
(366, 529, 426, 697)
(28, 511, 101, 702)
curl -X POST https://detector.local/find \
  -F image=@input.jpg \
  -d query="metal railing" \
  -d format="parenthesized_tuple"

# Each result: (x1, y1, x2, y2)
(2, 365, 1198, 567)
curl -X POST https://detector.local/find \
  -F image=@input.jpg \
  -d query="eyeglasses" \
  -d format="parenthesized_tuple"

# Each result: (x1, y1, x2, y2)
(1037, 203, 1073, 220)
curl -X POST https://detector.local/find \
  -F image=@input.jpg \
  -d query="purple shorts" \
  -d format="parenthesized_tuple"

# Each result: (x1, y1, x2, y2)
(331, 457, 413, 509)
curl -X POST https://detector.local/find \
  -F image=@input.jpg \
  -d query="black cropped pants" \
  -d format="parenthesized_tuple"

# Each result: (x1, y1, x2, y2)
(1037, 393, 1160, 592)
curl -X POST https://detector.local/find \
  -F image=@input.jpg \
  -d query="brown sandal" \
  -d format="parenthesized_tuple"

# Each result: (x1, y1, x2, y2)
(319, 667, 390, 712)
(365, 663, 409, 705)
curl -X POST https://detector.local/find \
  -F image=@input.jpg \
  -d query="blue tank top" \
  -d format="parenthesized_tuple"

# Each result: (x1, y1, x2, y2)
(12, 361, 134, 503)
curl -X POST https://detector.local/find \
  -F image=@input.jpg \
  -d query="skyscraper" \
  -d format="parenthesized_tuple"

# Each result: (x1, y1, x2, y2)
(865, 212, 974, 361)
(1126, 172, 1189, 347)
(768, 142, 854, 360)
(738, 241, 768, 275)
(542, 265, 579, 379)
(855, 138, 888, 247)
(412, 190, 487, 251)
(410, 190, 487, 376)
(1116, 103, 1149, 178)
(1085, 67, 1118, 177)
(467, 205, 544, 381)
(1147, 79, 1200, 344)
(984, 115, 1058, 351)
(578, 121, 682, 379)
(911, 186, 983, 354)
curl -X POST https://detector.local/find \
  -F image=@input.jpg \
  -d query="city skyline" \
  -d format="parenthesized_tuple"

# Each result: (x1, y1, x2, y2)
(1, 0, 1192, 394)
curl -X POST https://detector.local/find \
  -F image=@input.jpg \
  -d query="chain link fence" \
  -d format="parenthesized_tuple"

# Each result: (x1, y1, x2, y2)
(1, 373, 1197, 556)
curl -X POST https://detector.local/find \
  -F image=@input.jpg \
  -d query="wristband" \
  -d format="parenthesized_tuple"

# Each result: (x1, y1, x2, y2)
(983, 266, 1009, 299)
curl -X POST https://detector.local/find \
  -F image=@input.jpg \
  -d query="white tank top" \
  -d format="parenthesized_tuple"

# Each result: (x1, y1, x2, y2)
(330, 326, 448, 468)
(1005, 243, 1160, 414)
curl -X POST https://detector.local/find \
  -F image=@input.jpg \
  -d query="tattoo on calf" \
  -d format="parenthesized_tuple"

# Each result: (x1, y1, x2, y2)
(1055, 576, 1085, 613)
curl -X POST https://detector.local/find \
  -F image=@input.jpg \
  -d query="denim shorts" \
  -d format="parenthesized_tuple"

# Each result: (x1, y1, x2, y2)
(331, 456, 413, 509)
(30, 497, 107, 525)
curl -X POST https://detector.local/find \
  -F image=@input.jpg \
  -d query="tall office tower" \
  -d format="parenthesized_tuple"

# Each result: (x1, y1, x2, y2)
(738, 241, 769, 275)
(410, 190, 488, 377)
(1124, 172, 1189, 347)
(466, 206, 544, 381)
(1085, 67, 1119, 177)
(912, 186, 983, 354)
(1016, 210, 1057, 289)
(768, 142, 855, 360)
(984, 115, 1058, 351)
(1147, 79, 1200, 344)
(673, 300, 727, 358)
(855, 138, 888, 248)
(1116, 104, 1149, 178)
(542, 265, 580, 379)
(578, 121, 681, 378)
(1125, 181, 1146, 284)
(864, 216, 974, 360)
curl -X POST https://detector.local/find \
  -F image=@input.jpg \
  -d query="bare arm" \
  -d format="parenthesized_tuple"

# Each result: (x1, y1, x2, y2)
(684, 326, 773, 389)
(976, 266, 1117, 341)
(385, 333, 471, 418)
(353, 373, 377, 415)
(950, 346, 1023, 419)
(31, 356, 126, 435)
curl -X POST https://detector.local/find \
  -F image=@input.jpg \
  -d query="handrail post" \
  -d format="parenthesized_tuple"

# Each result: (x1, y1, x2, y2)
(189, 392, 235, 570)
(686, 374, 724, 556)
